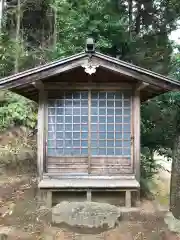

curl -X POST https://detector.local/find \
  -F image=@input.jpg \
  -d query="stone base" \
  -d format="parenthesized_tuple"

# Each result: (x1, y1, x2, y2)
(164, 211, 180, 234)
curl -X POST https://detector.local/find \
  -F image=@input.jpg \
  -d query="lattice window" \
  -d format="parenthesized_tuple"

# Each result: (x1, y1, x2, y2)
(47, 90, 131, 158)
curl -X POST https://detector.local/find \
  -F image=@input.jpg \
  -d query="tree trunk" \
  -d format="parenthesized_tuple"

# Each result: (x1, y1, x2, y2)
(128, 0, 132, 37)
(170, 135, 180, 219)
(0, 0, 4, 33)
(14, 0, 21, 73)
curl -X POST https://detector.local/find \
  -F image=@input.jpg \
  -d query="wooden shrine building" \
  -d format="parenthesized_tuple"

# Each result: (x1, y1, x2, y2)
(1, 39, 180, 208)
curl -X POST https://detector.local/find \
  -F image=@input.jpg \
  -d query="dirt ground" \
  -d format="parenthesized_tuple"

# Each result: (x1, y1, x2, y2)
(0, 169, 179, 240)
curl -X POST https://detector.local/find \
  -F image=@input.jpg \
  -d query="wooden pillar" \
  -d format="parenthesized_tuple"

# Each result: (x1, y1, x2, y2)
(46, 191, 52, 208)
(133, 88, 141, 182)
(37, 84, 46, 180)
(125, 190, 131, 208)
(86, 190, 92, 201)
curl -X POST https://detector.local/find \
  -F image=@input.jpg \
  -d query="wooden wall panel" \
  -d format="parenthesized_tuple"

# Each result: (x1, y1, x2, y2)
(47, 157, 132, 175)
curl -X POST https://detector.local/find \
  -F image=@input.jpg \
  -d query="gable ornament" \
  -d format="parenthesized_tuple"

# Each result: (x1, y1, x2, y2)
(81, 62, 99, 75)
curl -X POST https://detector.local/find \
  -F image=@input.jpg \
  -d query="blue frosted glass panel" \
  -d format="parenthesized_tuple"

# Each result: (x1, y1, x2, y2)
(73, 100, 80, 107)
(48, 124, 55, 131)
(81, 140, 88, 147)
(115, 100, 122, 107)
(65, 100, 72, 106)
(107, 116, 114, 123)
(107, 101, 114, 107)
(107, 124, 114, 132)
(124, 132, 131, 140)
(107, 132, 114, 139)
(91, 124, 98, 131)
(99, 124, 106, 131)
(73, 108, 80, 115)
(99, 100, 106, 107)
(65, 132, 72, 139)
(65, 140, 72, 147)
(99, 140, 106, 147)
(91, 100, 98, 107)
(56, 132, 63, 139)
(57, 108, 64, 115)
(124, 124, 131, 131)
(48, 140, 56, 148)
(65, 116, 72, 123)
(48, 108, 55, 115)
(124, 100, 130, 107)
(91, 148, 98, 155)
(99, 132, 106, 139)
(81, 124, 88, 131)
(91, 132, 97, 140)
(56, 116, 63, 123)
(123, 141, 131, 147)
(73, 148, 80, 155)
(91, 116, 98, 122)
(99, 148, 106, 155)
(107, 141, 114, 147)
(73, 124, 80, 131)
(73, 116, 80, 123)
(115, 140, 122, 147)
(115, 116, 122, 123)
(48, 90, 132, 157)
(107, 108, 114, 115)
(48, 116, 55, 123)
(56, 124, 64, 131)
(107, 148, 114, 155)
(115, 132, 122, 139)
(57, 140, 63, 147)
(81, 148, 88, 155)
(115, 124, 122, 132)
(91, 140, 98, 148)
(81, 132, 88, 139)
(115, 148, 123, 155)
(81, 108, 88, 115)
(64, 148, 73, 155)
(81, 100, 88, 106)
(56, 149, 64, 155)
(115, 108, 122, 115)
(91, 107, 98, 115)
(73, 140, 80, 147)
(65, 124, 72, 131)
(123, 148, 131, 155)
(99, 116, 106, 123)
(81, 116, 88, 123)
(73, 132, 80, 139)
(48, 132, 55, 139)
(107, 92, 115, 98)
(90, 90, 131, 157)
(47, 148, 56, 156)
(99, 108, 106, 115)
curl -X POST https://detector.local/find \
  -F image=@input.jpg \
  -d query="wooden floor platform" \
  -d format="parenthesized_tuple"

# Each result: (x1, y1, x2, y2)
(39, 176, 140, 208)
(38, 177, 140, 189)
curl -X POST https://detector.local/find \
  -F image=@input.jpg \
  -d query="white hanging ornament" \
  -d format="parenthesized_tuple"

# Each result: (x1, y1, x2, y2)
(81, 62, 99, 75)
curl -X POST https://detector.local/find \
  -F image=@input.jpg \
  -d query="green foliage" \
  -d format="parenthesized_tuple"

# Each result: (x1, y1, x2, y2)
(0, 91, 37, 130)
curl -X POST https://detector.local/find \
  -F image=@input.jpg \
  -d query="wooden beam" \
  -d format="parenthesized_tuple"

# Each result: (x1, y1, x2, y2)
(136, 82, 149, 91)
(32, 80, 44, 90)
